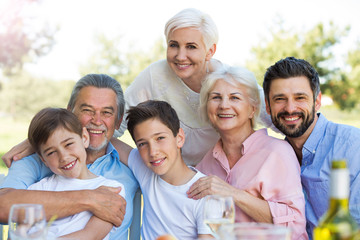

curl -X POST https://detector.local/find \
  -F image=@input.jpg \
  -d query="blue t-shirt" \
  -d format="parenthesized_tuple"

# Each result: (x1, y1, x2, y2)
(299, 113, 360, 239)
(1, 143, 139, 240)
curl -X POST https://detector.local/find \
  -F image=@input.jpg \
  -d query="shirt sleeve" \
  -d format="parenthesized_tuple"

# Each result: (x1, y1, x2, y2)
(128, 149, 151, 184)
(196, 198, 213, 235)
(260, 144, 308, 240)
(1, 154, 52, 189)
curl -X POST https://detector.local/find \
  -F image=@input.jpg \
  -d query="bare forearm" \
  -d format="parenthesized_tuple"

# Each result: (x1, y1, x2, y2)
(0, 188, 89, 223)
(59, 216, 112, 240)
(234, 190, 273, 223)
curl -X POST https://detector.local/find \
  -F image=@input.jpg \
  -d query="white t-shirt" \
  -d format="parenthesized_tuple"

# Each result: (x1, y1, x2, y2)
(28, 174, 125, 240)
(128, 148, 211, 240)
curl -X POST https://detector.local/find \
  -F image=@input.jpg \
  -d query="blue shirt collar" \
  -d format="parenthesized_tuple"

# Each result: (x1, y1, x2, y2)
(303, 113, 327, 155)
(88, 142, 120, 167)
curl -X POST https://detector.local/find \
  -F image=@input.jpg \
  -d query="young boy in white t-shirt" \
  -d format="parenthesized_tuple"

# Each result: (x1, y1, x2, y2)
(121, 100, 213, 240)
(27, 108, 125, 240)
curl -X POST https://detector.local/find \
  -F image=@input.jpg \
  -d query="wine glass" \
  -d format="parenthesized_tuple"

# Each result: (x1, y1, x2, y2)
(8, 204, 47, 240)
(203, 195, 235, 238)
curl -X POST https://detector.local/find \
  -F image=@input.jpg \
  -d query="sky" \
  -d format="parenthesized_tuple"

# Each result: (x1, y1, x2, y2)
(3, 0, 360, 80)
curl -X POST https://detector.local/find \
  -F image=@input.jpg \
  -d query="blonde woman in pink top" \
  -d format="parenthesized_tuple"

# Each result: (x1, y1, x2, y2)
(187, 65, 308, 240)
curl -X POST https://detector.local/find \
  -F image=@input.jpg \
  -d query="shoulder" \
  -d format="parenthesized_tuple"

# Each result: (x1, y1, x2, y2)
(128, 148, 142, 165)
(253, 129, 293, 152)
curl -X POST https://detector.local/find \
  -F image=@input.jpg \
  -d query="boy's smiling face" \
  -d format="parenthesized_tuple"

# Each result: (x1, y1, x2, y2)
(133, 118, 185, 180)
(39, 127, 90, 179)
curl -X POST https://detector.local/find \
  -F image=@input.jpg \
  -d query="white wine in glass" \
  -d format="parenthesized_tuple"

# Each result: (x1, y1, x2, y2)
(8, 204, 47, 240)
(203, 195, 235, 236)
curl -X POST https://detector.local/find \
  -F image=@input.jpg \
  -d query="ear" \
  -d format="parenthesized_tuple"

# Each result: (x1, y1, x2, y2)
(249, 106, 256, 119)
(315, 91, 322, 112)
(115, 116, 123, 130)
(82, 127, 90, 148)
(176, 128, 185, 149)
(205, 44, 216, 61)
(265, 98, 271, 115)
(39, 155, 49, 167)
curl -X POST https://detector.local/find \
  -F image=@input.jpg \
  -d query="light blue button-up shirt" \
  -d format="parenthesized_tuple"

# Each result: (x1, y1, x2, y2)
(1, 143, 139, 240)
(299, 113, 360, 239)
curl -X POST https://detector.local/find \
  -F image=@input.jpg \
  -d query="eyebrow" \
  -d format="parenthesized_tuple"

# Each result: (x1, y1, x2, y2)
(43, 137, 74, 154)
(135, 132, 168, 143)
(79, 103, 115, 112)
(272, 92, 309, 99)
(168, 40, 199, 46)
(209, 92, 243, 95)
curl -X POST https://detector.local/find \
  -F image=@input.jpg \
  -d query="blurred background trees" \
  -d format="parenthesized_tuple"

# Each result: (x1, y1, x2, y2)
(246, 22, 360, 111)
(0, 0, 57, 76)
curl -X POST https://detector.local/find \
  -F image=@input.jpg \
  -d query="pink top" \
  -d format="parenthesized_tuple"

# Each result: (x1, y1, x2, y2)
(196, 128, 308, 240)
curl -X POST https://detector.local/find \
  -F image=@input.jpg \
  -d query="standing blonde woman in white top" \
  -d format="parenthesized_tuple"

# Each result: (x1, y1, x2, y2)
(118, 8, 271, 166)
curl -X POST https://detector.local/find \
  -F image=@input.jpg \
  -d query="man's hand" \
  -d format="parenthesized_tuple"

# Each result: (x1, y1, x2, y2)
(2, 139, 35, 168)
(87, 186, 126, 227)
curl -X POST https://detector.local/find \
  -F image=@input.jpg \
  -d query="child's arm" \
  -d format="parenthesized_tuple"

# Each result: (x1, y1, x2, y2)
(110, 137, 133, 166)
(58, 215, 113, 240)
(197, 234, 215, 239)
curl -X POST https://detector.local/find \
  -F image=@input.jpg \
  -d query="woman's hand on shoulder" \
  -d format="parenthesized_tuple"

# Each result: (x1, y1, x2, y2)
(187, 175, 236, 200)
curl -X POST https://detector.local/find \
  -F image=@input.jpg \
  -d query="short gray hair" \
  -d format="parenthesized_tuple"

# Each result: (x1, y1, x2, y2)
(199, 65, 261, 128)
(164, 8, 219, 51)
(67, 74, 125, 125)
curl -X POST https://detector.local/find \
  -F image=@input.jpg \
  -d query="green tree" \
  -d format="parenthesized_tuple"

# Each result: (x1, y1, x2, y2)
(80, 34, 165, 89)
(0, 0, 57, 76)
(246, 22, 357, 110)
(322, 42, 360, 110)
(0, 72, 75, 120)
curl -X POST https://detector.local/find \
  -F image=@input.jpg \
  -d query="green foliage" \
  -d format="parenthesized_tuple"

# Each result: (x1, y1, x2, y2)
(246, 22, 360, 111)
(0, 72, 75, 120)
(247, 22, 349, 83)
(321, 42, 360, 110)
(80, 34, 166, 89)
(0, 0, 57, 76)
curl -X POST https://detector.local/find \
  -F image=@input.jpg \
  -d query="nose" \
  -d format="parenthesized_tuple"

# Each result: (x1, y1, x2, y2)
(284, 98, 297, 113)
(176, 47, 187, 61)
(58, 149, 70, 163)
(92, 111, 102, 125)
(219, 97, 230, 109)
(149, 142, 159, 158)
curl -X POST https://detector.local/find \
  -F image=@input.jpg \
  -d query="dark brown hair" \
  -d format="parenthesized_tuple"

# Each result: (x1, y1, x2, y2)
(126, 100, 180, 140)
(28, 108, 83, 155)
(263, 57, 320, 101)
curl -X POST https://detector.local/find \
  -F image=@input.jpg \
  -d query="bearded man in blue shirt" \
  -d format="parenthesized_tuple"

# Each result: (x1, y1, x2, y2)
(0, 74, 138, 240)
(263, 57, 360, 239)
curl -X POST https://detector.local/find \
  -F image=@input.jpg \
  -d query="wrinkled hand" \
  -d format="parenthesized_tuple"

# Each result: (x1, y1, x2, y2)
(187, 175, 237, 200)
(2, 139, 34, 168)
(89, 186, 126, 227)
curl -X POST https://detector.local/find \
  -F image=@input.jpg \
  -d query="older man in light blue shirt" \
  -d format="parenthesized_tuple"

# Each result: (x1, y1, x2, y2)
(263, 57, 360, 239)
(0, 74, 138, 240)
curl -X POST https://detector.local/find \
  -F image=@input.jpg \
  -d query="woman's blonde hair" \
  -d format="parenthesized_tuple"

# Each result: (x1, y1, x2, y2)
(164, 8, 218, 51)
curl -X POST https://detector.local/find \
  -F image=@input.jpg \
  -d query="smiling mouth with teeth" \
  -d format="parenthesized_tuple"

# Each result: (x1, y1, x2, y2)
(284, 116, 300, 121)
(151, 157, 166, 166)
(88, 130, 104, 134)
(218, 114, 235, 118)
(62, 160, 76, 170)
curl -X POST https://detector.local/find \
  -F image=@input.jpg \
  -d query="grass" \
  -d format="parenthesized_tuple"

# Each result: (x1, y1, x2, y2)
(1, 106, 359, 175)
